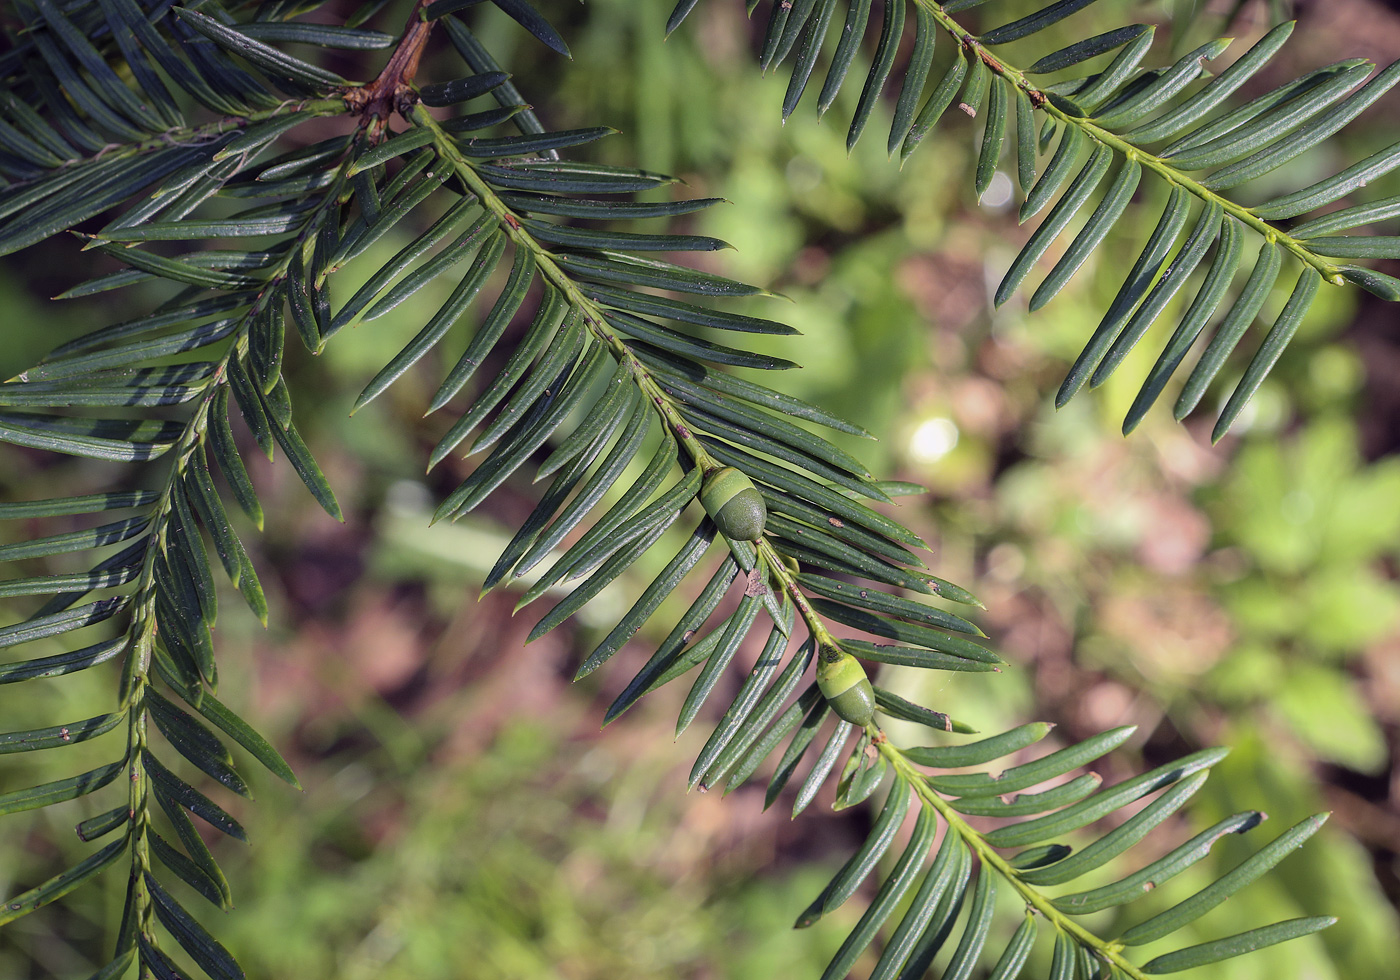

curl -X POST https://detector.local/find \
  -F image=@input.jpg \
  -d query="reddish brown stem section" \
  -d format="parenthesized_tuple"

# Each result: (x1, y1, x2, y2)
(345, 0, 435, 127)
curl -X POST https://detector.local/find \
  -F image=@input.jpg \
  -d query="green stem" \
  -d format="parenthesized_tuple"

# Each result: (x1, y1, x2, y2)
(420, 97, 1153, 976)
(417, 104, 870, 650)
(917, 0, 1346, 285)
(114, 141, 358, 952)
(414, 104, 722, 476)
(877, 736, 1148, 980)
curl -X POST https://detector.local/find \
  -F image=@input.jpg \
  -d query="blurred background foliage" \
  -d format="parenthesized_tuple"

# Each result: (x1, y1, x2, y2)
(2, 0, 1399, 977)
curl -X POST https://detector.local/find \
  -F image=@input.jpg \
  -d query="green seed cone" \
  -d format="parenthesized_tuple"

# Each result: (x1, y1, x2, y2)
(701, 466, 767, 541)
(816, 651, 875, 727)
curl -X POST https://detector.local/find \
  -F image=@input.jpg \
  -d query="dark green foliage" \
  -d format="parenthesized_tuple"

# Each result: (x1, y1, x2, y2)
(669, 1, 1400, 440)
(0, 1, 1371, 978)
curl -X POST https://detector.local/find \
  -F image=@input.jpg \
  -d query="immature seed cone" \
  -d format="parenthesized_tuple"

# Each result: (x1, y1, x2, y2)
(700, 466, 767, 541)
(816, 649, 875, 727)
